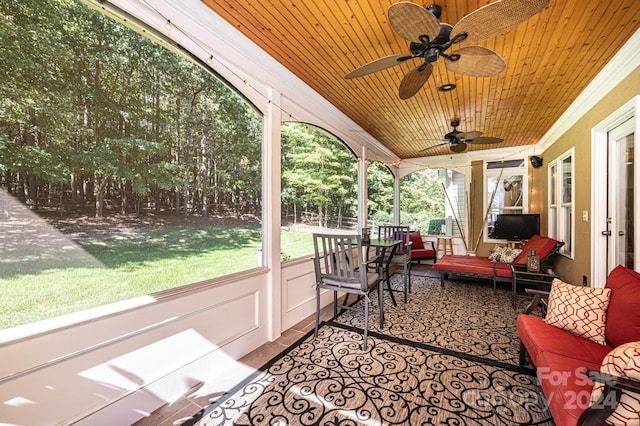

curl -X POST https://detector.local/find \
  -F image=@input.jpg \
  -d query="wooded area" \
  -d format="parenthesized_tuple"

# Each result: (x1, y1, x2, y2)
(1, 0, 262, 219)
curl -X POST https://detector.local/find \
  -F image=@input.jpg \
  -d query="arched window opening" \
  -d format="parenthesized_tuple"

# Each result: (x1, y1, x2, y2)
(280, 122, 358, 260)
(0, 0, 263, 333)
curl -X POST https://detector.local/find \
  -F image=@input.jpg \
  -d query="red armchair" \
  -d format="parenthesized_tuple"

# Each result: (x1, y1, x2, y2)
(409, 231, 437, 264)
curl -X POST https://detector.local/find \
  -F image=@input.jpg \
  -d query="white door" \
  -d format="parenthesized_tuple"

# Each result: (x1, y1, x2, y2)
(605, 119, 635, 271)
(592, 97, 640, 287)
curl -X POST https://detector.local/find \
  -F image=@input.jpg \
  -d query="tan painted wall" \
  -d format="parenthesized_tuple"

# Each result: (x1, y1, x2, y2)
(540, 66, 640, 286)
(467, 66, 640, 285)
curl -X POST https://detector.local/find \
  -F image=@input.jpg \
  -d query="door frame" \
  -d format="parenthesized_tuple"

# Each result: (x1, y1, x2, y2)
(591, 95, 640, 287)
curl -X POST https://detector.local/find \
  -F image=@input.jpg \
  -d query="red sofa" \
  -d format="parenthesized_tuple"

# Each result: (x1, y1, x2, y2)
(433, 234, 563, 291)
(408, 231, 436, 264)
(517, 265, 640, 426)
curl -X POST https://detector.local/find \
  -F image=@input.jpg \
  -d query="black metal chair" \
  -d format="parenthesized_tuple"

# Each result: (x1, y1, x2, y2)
(312, 233, 383, 350)
(377, 225, 412, 302)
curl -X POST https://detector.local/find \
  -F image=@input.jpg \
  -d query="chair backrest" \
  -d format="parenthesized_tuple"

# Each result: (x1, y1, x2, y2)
(378, 225, 411, 255)
(312, 233, 368, 292)
(409, 231, 425, 250)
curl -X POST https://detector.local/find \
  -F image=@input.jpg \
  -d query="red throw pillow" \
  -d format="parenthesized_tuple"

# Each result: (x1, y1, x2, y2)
(605, 265, 640, 347)
(409, 231, 424, 250)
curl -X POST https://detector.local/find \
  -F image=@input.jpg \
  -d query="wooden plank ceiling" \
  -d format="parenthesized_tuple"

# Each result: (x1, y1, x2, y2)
(200, 0, 640, 159)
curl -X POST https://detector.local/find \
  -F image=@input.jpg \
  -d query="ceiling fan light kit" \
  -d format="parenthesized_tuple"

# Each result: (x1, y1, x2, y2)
(437, 83, 456, 92)
(345, 0, 550, 100)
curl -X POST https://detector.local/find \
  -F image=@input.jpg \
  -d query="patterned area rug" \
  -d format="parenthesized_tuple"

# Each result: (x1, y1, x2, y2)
(185, 276, 552, 425)
(337, 276, 537, 366)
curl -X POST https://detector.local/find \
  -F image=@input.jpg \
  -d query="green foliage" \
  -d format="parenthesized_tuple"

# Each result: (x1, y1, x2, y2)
(427, 219, 446, 235)
(281, 123, 357, 226)
(0, 0, 261, 215)
(400, 169, 446, 217)
(367, 161, 394, 218)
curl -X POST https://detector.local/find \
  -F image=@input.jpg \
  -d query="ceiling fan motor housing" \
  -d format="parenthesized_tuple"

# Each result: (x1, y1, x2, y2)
(425, 4, 442, 19)
(445, 130, 461, 140)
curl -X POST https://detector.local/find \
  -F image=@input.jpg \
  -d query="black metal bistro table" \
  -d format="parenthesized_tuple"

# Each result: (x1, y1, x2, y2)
(511, 265, 560, 308)
(362, 238, 402, 319)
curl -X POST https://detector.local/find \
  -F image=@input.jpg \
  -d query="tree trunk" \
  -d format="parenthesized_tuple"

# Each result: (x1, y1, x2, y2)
(70, 174, 78, 204)
(175, 187, 180, 216)
(200, 131, 208, 218)
(324, 203, 329, 228)
(182, 168, 189, 218)
(95, 175, 107, 217)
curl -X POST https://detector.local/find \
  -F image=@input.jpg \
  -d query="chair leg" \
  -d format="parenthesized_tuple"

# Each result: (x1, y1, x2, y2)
(519, 340, 527, 366)
(363, 295, 369, 350)
(315, 285, 320, 338)
(333, 290, 338, 319)
(403, 264, 408, 303)
(385, 274, 397, 307)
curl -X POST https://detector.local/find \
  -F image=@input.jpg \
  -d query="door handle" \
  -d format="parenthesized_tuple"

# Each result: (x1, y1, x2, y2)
(619, 231, 625, 236)
(601, 230, 611, 236)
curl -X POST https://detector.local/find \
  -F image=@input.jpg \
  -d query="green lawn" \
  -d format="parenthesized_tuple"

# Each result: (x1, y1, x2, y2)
(1, 225, 317, 329)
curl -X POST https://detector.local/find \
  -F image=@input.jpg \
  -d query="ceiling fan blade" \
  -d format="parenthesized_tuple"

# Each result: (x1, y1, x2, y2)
(451, 0, 550, 45)
(459, 130, 482, 140)
(450, 142, 468, 153)
(418, 140, 450, 153)
(445, 46, 506, 77)
(399, 63, 432, 99)
(388, 2, 441, 44)
(345, 54, 414, 79)
(467, 136, 504, 144)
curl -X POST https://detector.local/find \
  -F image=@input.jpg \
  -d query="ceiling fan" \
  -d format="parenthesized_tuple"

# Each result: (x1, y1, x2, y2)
(345, 0, 550, 99)
(419, 119, 504, 153)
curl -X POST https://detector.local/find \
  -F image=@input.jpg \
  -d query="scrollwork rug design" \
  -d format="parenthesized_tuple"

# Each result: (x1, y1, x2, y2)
(188, 324, 551, 425)
(185, 276, 552, 425)
(336, 276, 535, 366)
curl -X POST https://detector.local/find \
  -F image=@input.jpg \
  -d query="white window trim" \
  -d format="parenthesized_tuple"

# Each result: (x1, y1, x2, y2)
(547, 147, 575, 258)
(482, 159, 529, 243)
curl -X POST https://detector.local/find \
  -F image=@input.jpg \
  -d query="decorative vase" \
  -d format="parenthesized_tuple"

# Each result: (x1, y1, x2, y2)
(527, 249, 540, 272)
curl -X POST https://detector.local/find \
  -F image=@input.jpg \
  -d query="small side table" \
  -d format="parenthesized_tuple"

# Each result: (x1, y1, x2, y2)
(436, 236, 454, 258)
(511, 266, 560, 308)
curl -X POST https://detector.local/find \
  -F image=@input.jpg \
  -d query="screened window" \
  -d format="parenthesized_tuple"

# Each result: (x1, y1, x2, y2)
(484, 159, 529, 241)
(280, 123, 358, 260)
(548, 149, 574, 257)
(367, 161, 394, 227)
(0, 0, 263, 332)
(399, 169, 450, 236)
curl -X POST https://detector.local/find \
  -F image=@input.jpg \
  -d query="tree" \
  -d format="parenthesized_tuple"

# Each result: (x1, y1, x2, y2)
(400, 169, 446, 233)
(367, 161, 394, 222)
(281, 123, 357, 227)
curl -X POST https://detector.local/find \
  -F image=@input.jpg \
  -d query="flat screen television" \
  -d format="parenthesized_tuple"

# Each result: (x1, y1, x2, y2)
(493, 214, 540, 241)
